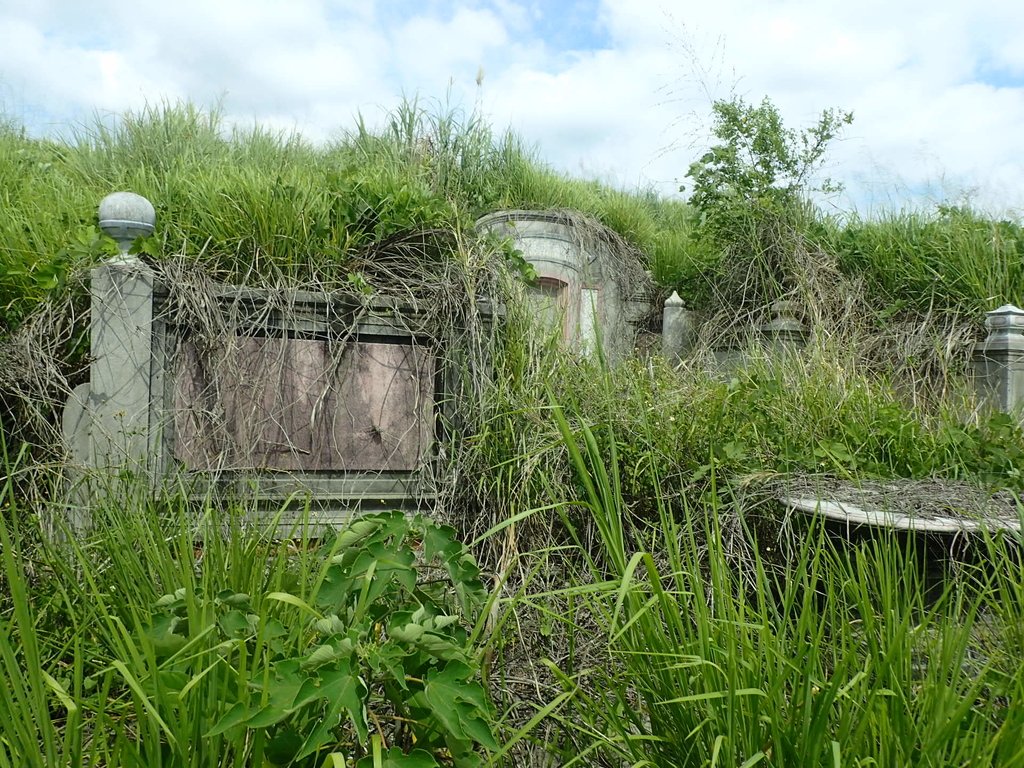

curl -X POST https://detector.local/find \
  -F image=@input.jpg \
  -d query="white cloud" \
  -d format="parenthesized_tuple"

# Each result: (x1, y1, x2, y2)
(0, 0, 1022, 214)
(393, 7, 510, 80)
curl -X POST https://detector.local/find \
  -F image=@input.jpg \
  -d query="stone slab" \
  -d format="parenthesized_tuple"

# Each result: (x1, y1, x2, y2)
(781, 496, 1023, 534)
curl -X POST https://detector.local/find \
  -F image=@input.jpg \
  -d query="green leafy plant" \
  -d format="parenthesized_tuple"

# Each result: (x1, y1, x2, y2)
(685, 96, 852, 231)
(684, 96, 852, 307)
(149, 511, 496, 767)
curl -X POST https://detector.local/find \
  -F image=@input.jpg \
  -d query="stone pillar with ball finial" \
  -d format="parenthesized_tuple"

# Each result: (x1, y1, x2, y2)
(86, 192, 158, 475)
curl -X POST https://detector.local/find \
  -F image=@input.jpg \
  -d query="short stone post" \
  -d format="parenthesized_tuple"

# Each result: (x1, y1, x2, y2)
(86, 192, 157, 475)
(973, 304, 1024, 415)
(760, 299, 808, 350)
(662, 291, 695, 363)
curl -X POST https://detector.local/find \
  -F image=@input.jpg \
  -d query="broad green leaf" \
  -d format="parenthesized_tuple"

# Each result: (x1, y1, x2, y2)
(425, 614, 460, 631)
(219, 609, 257, 637)
(317, 564, 357, 608)
(366, 641, 408, 689)
(294, 710, 344, 762)
(333, 517, 385, 552)
(262, 617, 288, 641)
(244, 675, 306, 729)
(265, 727, 305, 765)
(246, 701, 297, 730)
(155, 588, 187, 608)
(302, 642, 351, 670)
(354, 748, 438, 768)
(147, 614, 188, 657)
(413, 631, 468, 662)
(314, 614, 347, 636)
(423, 522, 460, 563)
(389, 621, 425, 644)
(216, 590, 252, 609)
(421, 663, 497, 751)
(447, 742, 484, 768)
(207, 701, 251, 737)
(295, 665, 368, 758)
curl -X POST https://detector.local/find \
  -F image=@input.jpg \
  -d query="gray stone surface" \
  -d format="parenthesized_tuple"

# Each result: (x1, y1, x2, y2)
(760, 300, 808, 350)
(973, 303, 1024, 415)
(774, 475, 1023, 535)
(781, 496, 1022, 533)
(661, 291, 695, 363)
(477, 210, 652, 363)
(61, 381, 92, 467)
(60, 381, 94, 524)
(98, 192, 156, 254)
(88, 258, 155, 474)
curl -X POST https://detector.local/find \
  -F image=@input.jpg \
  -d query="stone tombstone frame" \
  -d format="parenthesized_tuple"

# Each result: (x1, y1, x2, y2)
(64, 194, 486, 525)
(476, 210, 653, 363)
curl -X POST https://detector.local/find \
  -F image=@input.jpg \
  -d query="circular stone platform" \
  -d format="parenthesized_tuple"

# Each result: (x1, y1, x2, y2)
(776, 476, 1022, 534)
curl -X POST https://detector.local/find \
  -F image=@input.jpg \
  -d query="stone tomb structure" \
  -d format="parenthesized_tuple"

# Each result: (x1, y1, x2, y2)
(65, 194, 1024, 535)
(64, 264, 457, 521)
(63, 193, 491, 524)
(64, 199, 653, 524)
(476, 210, 654, 363)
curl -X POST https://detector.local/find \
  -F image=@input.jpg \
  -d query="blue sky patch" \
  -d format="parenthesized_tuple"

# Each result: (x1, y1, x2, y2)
(526, 0, 609, 53)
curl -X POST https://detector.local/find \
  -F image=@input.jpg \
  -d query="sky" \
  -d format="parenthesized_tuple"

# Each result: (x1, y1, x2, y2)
(1, 0, 1023, 216)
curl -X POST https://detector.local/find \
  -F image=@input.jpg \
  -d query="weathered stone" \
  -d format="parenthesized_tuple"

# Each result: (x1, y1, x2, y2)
(760, 299, 808, 350)
(88, 257, 155, 474)
(661, 291, 695, 363)
(476, 210, 653, 364)
(98, 192, 156, 255)
(973, 303, 1024, 415)
(61, 382, 92, 467)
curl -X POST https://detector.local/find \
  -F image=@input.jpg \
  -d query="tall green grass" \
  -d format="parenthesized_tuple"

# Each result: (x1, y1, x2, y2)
(514, 399, 1024, 766)
(820, 206, 1024, 316)
(0, 478, 313, 765)
(4, 99, 1023, 329)
(0, 100, 695, 333)
(0, 476, 518, 766)
(464, 330, 1024, 559)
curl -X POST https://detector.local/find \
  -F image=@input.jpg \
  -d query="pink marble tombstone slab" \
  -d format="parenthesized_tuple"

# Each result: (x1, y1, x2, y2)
(173, 338, 435, 472)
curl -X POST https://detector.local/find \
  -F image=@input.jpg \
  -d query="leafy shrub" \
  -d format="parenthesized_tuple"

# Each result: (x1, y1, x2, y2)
(146, 511, 496, 767)
(683, 96, 853, 309)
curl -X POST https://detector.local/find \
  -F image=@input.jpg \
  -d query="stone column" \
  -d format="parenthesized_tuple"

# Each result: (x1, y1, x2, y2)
(86, 192, 158, 476)
(578, 287, 602, 357)
(60, 381, 93, 525)
(87, 257, 156, 474)
(973, 304, 1024, 415)
(662, 291, 695, 363)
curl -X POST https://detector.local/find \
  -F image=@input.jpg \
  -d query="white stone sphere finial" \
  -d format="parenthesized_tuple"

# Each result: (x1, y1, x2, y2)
(98, 192, 156, 257)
